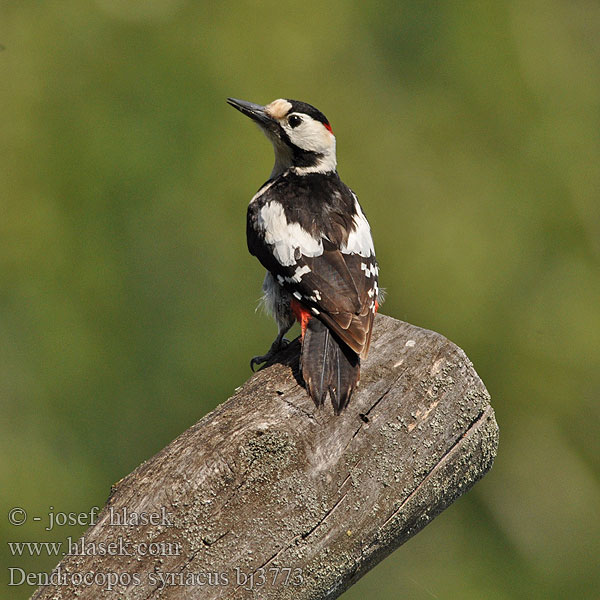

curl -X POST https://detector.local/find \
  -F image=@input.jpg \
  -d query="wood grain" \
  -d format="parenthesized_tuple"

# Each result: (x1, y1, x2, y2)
(32, 314, 498, 599)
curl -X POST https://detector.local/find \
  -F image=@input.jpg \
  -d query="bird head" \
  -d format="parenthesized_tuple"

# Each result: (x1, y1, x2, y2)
(227, 97, 337, 177)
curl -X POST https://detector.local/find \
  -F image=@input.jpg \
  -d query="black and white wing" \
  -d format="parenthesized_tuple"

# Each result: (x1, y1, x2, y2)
(247, 176, 378, 357)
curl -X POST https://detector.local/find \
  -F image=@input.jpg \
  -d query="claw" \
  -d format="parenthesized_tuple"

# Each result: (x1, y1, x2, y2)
(250, 356, 265, 372)
(249, 338, 290, 372)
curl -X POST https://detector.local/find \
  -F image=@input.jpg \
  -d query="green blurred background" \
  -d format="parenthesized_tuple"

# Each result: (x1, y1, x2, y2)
(2, 1, 599, 598)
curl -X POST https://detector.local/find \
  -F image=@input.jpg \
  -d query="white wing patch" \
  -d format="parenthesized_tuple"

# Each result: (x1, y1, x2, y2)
(341, 194, 375, 257)
(360, 262, 378, 277)
(258, 201, 323, 266)
(289, 264, 311, 282)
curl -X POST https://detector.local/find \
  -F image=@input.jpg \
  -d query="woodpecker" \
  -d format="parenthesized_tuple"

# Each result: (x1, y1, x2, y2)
(228, 97, 379, 414)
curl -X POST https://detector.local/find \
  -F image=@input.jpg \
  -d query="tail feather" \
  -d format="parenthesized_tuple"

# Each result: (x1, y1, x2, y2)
(301, 319, 360, 414)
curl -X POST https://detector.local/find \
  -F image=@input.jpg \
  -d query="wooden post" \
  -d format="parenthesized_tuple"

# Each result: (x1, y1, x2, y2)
(32, 314, 498, 599)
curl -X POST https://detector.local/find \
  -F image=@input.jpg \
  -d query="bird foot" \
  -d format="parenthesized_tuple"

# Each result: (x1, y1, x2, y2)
(250, 338, 290, 372)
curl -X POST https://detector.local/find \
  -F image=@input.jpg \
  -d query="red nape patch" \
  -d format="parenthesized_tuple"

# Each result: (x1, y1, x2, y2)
(290, 298, 312, 338)
(375, 300, 379, 312)
(323, 122, 333, 133)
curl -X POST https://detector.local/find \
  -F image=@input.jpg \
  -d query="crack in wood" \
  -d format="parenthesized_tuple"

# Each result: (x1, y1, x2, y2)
(301, 491, 349, 541)
(380, 406, 488, 532)
(31, 314, 498, 600)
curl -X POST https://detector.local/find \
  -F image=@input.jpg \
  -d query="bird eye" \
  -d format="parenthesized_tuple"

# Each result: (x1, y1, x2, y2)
(288, 114, 302, 128)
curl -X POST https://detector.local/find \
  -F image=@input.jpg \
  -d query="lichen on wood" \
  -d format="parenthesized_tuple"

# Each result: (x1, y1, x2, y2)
(32, 314, 498, 600)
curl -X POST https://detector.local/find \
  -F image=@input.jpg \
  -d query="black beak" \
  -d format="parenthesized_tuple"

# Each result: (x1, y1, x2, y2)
(227, 98, 277, 130)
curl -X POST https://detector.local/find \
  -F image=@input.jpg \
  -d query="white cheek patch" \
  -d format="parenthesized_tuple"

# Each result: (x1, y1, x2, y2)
(265, 99, 292, 120)
(288, 122, 337, 174)
(287, 121, 333, 154)
(341, 194, 375, 257)
(258, 201, 323, 266)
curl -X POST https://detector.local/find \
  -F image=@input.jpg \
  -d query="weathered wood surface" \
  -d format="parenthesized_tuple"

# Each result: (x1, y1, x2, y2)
(32, 314, 498, 600)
